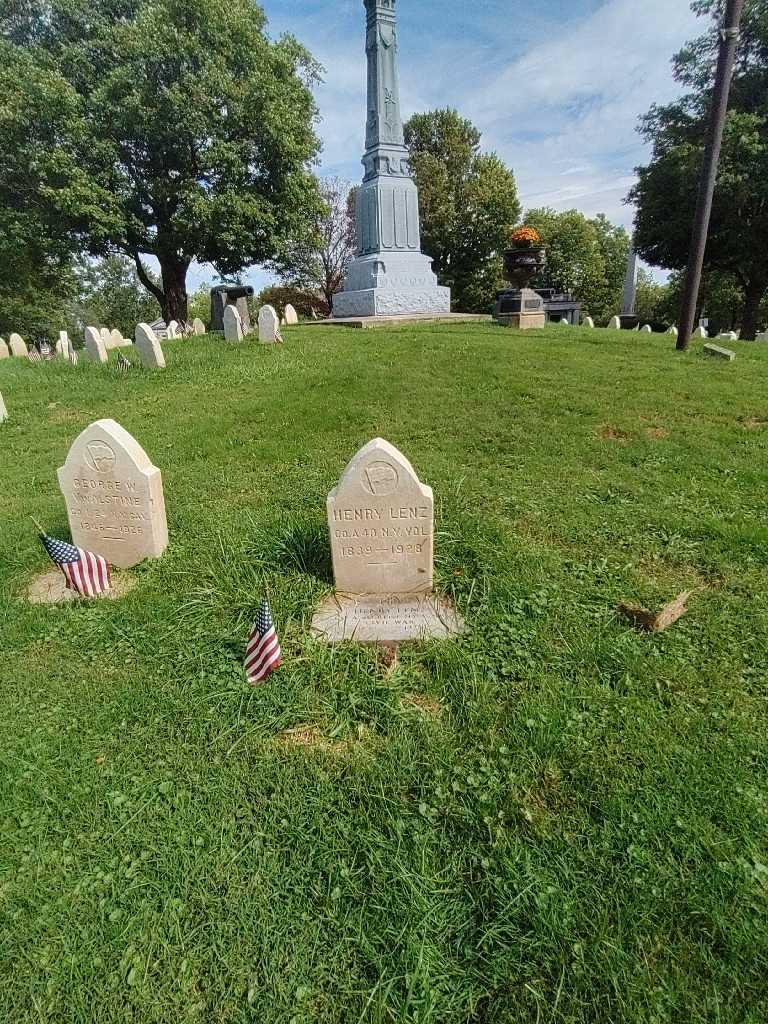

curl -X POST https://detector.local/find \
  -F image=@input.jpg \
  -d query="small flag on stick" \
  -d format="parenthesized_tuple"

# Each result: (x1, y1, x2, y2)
(245, 599, 282, 684)
(117, 353, 132, 372)
(39, 533, 112, 598)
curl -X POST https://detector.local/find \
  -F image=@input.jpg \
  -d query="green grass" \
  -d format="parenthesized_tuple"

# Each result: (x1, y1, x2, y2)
(1, 323, 768, 1023)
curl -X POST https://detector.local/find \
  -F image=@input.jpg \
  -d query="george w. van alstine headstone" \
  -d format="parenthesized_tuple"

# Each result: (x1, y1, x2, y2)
(312, 438, 465, 642)
(57, 419, 168, 569)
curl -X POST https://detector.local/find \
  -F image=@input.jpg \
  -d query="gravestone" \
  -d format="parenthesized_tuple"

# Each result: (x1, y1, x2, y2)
(608, 316, 621, 330)
(0, 339, 8, 359)
(84, 327, 109, 364)
(166, 320, 180, 339)
(641, 324, 652, 333)
(134, 323, 166, 369)
(57, 419, 168, 569)
(693, 326, 708, 339)
(109, 329, 125, 349)
(284, 304, 299, 325)
(192, 318, 206, 336)
(0, 392, 7, 423)
(57, 331, 71, 359)
(583, 316, 595, 328)
(258, 305, 280, 344)
(312, 438, 465, 642)
(704, 343, 736, 362)
(719, 331, 738, 341)
(668, 326, 679, 336)
(100, 327, 111, 348)
(9, 334, 27, 357)
(223, 304, 243, 343)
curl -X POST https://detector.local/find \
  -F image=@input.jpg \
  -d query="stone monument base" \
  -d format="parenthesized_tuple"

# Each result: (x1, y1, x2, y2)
(332, 286, 451, 319)
(494, 288, 546, 330)
(312, 593, 466, 644)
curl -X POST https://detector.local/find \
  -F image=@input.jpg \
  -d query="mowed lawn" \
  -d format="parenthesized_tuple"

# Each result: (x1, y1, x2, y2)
(1, 323, 768, 1023)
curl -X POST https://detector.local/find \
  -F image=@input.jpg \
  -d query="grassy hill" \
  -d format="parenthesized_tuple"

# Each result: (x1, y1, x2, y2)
(1, 323, 767, 1023)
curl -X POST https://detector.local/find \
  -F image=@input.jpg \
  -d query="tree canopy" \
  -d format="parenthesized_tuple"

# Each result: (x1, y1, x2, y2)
(404, 109, 521, 313)
(0, 0, 324, 323)
(629, 0, 768, 338)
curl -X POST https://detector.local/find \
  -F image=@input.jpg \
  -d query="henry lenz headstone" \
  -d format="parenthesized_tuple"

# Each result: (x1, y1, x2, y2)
(312, 438, 465, 642)
(57, 419, 168, 569)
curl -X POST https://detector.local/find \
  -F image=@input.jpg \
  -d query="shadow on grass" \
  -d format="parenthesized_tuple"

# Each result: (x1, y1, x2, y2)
(250, 517, 333, 584)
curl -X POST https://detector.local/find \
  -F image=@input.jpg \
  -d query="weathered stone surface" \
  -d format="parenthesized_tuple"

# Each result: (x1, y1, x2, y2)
(718, 331, 738, 341)
(312, 593, 465, 643)
(284, 304, 299, 325)
(108, 329, 124, 349)
(57, 418, 168, 569)
(192, 318, 206, 335)
(9, 334, 27, 357)
(223, 304, 243, 343)
(668, 326, 679, 336)
(258, 305, 281, 343)
(703, 343, 736, 361)
(84, 327, 108, 364)
(641, 324, 652, 333)
(100, 327, 111, 347)
(327, 438, 433, 595)
(608, 316, 621, 330)
(583, 316, 595, 328)
(0, 391, 7, 422)
(693, 326, 708, 338)
(56, 332, 71, 359)
(166, 320, 180, 339)
(134, 323, 166, 369)
(0, 339, 9, 359)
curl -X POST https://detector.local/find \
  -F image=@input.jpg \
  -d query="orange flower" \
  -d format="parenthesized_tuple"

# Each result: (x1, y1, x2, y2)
(509, 226, 543, 246)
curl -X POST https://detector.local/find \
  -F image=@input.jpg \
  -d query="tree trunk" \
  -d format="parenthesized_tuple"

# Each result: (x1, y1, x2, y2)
(740, 276, 766, 341)
(159, 257, 191, 323)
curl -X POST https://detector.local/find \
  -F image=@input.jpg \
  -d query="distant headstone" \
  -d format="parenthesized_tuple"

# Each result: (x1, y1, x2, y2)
(559, 318, 570, 326)
(693, 326, 708, 339)
(284, 304, 298, 325)
(0, 339, 8, 359)
(640, 324, 652, 333)
(84, 327, 109, 364)
(0, 392, 7, 423)
(56, 332, 71, 359)
(703, 343, 736, 362)
(9, 334, 27, 357)
(166, 320, 180, 339)
(100, 327, 111, 348)
(108, 329, 125, 349)
(57, 418, 169, 569)
(223, 304, 244, 343)
(718, 331, 738, 341)
(258, 305, 281, 344)
(756, 331, 768, 342)
(668, 326, 679, 336)
(583, 316, 595, 328)
(192, 318, 206, 336)
(134, 323, 166, 369)
(312, 438, 464, 642)
(608, 316, 621, 330)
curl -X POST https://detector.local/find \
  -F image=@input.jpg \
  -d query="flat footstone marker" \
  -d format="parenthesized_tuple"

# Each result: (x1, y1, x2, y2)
(223, 305, 243, 343)
(0, 339, 8, 359)
(135, 323, 166, 369)
(258, 305, 281, 343)
(284, 303, 298, 325)
(704, 343, 736, 362)
(57, 418, 168, 569)
(84, 327, 109, 364)
(312, 438, 465, 643)
(9, 334, 27, 357)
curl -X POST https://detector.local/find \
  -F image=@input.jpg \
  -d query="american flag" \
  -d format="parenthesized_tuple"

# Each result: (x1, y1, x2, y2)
(245, 599, 282, 684)
(40, 533, 112, 598)
(28, 349, 42, 363)
(69, 347, 79, 366)
(117, 352, 132, 371)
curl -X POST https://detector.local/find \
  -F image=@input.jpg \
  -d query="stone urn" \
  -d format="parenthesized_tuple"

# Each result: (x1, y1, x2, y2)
(503, 245, 547, 290)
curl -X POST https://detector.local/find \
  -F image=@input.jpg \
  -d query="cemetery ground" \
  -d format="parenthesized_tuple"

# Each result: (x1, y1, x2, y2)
(1, 322, 768, 1024)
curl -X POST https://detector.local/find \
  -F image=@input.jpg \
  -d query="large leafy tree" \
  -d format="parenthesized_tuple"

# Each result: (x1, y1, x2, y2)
(404, 109, 520, 313)
(629, 0, 768, 339)
(525, 208, 631, 323)
(0, 0, 323, 323)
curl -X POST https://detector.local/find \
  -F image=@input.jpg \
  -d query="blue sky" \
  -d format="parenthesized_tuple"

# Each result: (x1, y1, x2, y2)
(188, 0, 704, 293)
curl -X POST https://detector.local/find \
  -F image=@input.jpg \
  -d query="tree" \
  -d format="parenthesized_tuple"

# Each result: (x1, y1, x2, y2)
(0, 0, 324, 323)
(74, 256, 161, 335)
(404, 109, 520, 313)
(275, 177, 357, 310)
(634, 268, 671, 324)
(629, 0, 768, 339)
(524, 209, 630, 323)
(258, 285, 328, 320)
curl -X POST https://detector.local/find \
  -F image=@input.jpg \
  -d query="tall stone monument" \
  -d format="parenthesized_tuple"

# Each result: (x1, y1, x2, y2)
(622, 247, 639, 315)
(332, 0, 450, 319)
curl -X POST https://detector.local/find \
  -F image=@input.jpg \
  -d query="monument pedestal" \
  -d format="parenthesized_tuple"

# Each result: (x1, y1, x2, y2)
(494, 288, 546, 330)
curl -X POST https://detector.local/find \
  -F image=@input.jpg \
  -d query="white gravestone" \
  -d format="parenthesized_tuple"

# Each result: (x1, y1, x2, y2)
(312, 438, 465, 643)
(223, 304, 243, 343)
(9, 334, 28, 357)
(166, 320, 180, 339)
(693, 326, 708, 339)
(258, 305, 281, 344)
(641, 324, 652, 333)
(84, 327, 109, 364)
(583, 316, 595, 328)
(134, 323, 166, 369)
(668, 326, 679, 336)
(192, 318, 206, 336)
(608, 316, 621, 330)
(57, 419, 168, 569)
(0, 392, 7, 423)
(99, 328, 111, 349)
(284, 304, 299, 325)
(719, 331, 738, 341)
(0, 339, 8, 359)
(57, 332, 71, 359)
(108, 329, 124, 349)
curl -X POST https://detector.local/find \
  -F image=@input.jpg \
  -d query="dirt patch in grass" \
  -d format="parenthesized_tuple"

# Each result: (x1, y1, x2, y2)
(27, 569, 136, 605)
(278, 724, 376, 757)
(740, 417, 768, 430)
(645, 427, 670, 440)
(400, 693, 443, 718)
(599, 425, 631, 442)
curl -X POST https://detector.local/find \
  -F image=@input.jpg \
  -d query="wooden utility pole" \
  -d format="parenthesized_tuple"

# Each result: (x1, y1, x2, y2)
(677, 0, 745, 351)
